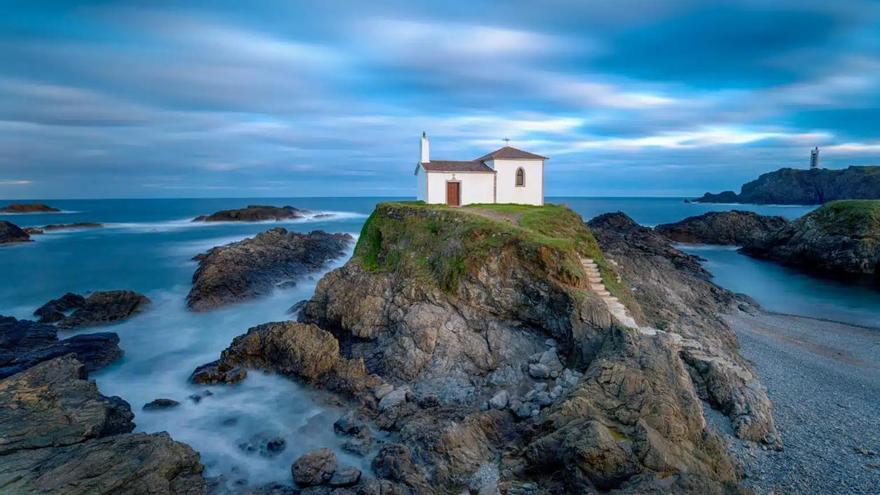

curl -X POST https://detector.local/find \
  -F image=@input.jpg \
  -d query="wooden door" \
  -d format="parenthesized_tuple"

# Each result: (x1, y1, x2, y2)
(446, 181, 460, 206)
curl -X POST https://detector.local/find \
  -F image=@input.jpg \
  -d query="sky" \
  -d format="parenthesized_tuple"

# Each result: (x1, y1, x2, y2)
(1, 0, 879, 199)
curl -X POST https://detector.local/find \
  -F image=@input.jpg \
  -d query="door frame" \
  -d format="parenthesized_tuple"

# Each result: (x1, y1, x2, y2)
(445, 180, 462, 207)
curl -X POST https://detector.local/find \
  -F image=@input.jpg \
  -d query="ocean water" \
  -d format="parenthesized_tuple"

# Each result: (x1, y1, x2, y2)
(1, 196, 877, 488)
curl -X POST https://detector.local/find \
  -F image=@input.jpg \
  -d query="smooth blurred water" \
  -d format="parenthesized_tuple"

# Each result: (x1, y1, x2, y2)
(0, 196, 877, 488)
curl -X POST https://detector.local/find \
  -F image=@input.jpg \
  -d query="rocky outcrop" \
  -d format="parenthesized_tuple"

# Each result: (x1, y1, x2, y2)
(24, 222, 103, 235)
(186, 229, 352, 311)
(35, 290, 151, 328)
(695, 166, 880, 204)
(742, 200, 880, 279)
(192, 204, 306, 222)
(0, 356, 205, 494)
(0, 220, 30, 244)
(656, 210, 789, 245)
(0, 315, 122, 378)
(588, 212, 778, 446)
(0, 203, 60, 213)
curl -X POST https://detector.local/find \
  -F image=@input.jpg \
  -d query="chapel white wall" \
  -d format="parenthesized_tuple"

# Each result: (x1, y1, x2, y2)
(416, 167, 428, 201)
(425, 172, 495, 205)
(489, 159, 544, 205)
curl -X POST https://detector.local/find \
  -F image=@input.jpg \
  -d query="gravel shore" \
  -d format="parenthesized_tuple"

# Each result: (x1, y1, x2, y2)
(721, 309, 880, 494)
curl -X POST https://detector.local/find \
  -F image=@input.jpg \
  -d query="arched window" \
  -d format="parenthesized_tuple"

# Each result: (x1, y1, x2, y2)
(515, 167, 525, 187)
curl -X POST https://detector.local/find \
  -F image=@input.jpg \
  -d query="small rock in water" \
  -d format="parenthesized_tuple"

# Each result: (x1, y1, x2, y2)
(238, 432, 287, 458)
(292, 448, 337, 487)
(328, 467, 362, 487)
(488, 390, 509, 410)
(334, 411, 366, 436)
(142, 398, 180, 411)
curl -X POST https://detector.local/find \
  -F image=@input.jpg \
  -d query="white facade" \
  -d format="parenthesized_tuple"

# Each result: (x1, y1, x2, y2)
(414, 133, 546, 207)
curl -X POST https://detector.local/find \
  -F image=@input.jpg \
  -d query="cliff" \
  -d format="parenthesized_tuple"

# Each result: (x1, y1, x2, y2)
(196, 202, 776, 494)
(695, 166, 880, 205)
(743, 200, 880, 280)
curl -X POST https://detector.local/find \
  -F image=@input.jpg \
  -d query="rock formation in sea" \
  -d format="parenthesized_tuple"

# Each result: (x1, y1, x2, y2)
(0, 203, 60, 213)
(695, 166, 880, 204)
(0, 356, 205, 493)
(192, 204, 309, 222)
(35, 290, 151, 328)
(0, 220, 31, 244)
(195, 202, 778, 493)
(655, 210, 789, 245)
(186, 228, 353, 311)
(742, 200, 880, 280)
(24, 222, 103, 235)
(0, 315, 123, 378)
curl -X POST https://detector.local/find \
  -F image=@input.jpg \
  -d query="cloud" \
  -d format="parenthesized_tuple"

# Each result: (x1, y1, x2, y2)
(0, 179, 31, 185)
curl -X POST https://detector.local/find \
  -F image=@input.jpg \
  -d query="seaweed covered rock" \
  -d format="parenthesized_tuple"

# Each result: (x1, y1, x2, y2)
(742, 200, 880, 280)
(656, 210, 789, 245)
(187, 229, 352, 311)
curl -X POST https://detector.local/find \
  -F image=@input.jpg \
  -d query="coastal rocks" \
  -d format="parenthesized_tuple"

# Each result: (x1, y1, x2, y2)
(143, 398, 181, 411)
(238, 432, 287, 458)
(186, 229, 352, 311)
(0, 220, 30, 244)
(0, 202, 59, 213)
(695, 165, 880, 204)
(0, 315, 122, 378)
(0, 356, 205, 494)
(334, 412, 374, 456)
(655, 210, 789, 245)
(24, 222, 102, 235)
(34, 290, 151, 329)
(192, 204, 307, 222)
(292, 448, 337, 486)
(190, 321, 377, 394)
(742, 200, 880, 279)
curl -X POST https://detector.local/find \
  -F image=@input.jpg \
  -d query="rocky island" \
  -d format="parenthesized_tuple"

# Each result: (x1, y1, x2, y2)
(194, 202, 777, 493)
(24, 222, 103, 235)
(656, 210, 789, 245)
(742, 200, 880, 280)
(0, 220, 31, 244)
(187, 228, 353, 311)
(192, 204, 310, 222)
(0, 202, 60, 213)
(695, 166, 880, 204)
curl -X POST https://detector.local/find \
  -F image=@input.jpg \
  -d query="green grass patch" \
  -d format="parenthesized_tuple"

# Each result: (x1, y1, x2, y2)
(811, 200, 880, 237)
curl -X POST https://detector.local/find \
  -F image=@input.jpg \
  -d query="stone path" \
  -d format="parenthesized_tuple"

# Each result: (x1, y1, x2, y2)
(580, 257, 657, 336)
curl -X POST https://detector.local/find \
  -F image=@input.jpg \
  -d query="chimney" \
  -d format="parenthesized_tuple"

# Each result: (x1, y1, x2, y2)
(420, 131, 430, 163)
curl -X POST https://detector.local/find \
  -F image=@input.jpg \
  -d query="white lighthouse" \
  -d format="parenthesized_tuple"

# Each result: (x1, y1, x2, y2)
(810, 147, 820, 169)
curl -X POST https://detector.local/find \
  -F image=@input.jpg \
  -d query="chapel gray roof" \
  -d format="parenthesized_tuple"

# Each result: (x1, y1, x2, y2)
(476, 146, 548, 161)
(421, 160, 495, 173)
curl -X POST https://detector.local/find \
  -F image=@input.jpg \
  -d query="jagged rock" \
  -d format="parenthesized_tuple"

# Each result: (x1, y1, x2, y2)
(187, 229, 352, 311)
(190, 321, 377, 395)
(695, 165, 880, 204)
(742, 200, 880, 279)
(0, 220, 30, 244)
(192, 204, 307, 222)
(656, 211, 789, 245)
(0, 315, 122, 378)
(143, 398, 181, 411)
(328, 467, 362, 487)
(0, 356, 205, 494)
(292, 448, 336, 487)
(34, 290, 151, 329)
(0, 202, 59, 213)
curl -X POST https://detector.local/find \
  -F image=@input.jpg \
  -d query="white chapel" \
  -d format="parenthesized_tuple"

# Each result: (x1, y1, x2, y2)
(414, 133, 546, 206)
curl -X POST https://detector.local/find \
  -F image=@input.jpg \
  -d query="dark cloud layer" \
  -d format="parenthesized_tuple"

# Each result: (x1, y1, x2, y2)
(0, 0, 878, 198)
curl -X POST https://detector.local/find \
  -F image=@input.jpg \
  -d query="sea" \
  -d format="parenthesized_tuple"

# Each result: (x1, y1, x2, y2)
(2, 196, 878, 488)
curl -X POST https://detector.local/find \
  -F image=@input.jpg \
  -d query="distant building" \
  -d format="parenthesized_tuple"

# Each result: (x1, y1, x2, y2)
(414, 133, 546, 206)
(810, 147, 820, 169)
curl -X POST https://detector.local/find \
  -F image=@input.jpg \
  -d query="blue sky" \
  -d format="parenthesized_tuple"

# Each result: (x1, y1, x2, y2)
(1, 0, 879, 199)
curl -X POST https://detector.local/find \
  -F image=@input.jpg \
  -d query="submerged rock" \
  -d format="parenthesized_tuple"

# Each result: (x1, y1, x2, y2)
(0, 202, 59, 213)
(0, 220, 31, 244)
(0, 315, 122, 378)
(186, 229, 352, 311)
(143, 398, 181, 411)
(655, 210, 789, 245)
(34, 290, 151, 329)
(192, 204, 306, 222)
(238, 432, 287, 458)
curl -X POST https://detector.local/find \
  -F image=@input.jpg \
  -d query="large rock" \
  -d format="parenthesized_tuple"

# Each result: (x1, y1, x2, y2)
(192, 204, 306, 222)
(0, 315, 123, 378)
(695, 165, 880, 204)
(186, 229, 352, 311)
(34, 290, 151, 329)
(0, 356, 205, 494)
(292, 448, 337, 486)
(0, 220, 30, 244)
(742, 200, 880, 279)
(656, 210, 789, 245)
(0, 203, 59, 213)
